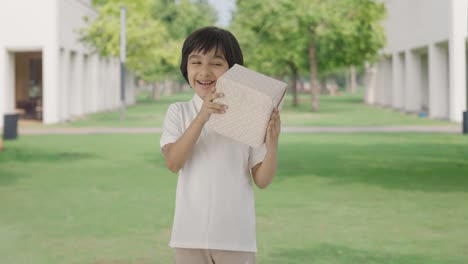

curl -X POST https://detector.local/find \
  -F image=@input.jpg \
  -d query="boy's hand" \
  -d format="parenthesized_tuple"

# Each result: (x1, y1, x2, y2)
(197, 88, 227, 123)
(265, 107, 281, 151)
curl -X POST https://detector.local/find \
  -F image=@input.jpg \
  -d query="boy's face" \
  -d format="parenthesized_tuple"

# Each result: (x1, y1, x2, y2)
(187, 48, 229, 99)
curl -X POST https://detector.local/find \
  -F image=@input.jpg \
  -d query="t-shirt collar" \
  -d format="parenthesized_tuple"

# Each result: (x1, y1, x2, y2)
(192, 93, 204, 112)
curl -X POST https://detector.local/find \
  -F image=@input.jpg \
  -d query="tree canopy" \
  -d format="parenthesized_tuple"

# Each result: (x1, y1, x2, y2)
(81, 0, 217, 82)
(232, 0, 386, 110)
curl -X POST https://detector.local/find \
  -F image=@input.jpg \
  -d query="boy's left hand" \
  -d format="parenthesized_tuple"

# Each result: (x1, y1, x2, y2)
(265, 107, 281, 150)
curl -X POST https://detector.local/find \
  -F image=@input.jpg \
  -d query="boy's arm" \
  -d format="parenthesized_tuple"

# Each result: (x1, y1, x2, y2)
(252, 108, 281, 189)
(162, 89, 226, 173)
(162, 114, 205, 173)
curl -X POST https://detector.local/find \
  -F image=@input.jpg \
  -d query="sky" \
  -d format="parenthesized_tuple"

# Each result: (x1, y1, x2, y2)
(207, 0, 236, 27)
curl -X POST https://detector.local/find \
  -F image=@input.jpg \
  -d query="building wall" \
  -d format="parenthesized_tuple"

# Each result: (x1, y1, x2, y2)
(367, 0, 468, 122)
(0, 0, 57, 126)
(0, 0, 56, 48)
(383, 0, 451, 52)
(0, 0, 136, 128)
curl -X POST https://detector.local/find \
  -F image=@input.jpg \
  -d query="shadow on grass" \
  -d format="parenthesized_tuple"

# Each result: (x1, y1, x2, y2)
(0, 168, 29, 185)
(0, 147, 95, 163)
(0, 145, 95, 185)
(266, 244, 459, 264)
(277, 140, 468, 193)
(0, 146, 96, 185)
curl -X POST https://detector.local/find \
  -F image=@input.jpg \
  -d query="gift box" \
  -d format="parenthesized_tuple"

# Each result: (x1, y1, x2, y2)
(206, 64, 287, 147)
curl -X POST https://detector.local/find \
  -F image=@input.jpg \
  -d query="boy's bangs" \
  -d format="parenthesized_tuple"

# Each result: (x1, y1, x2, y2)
(193, 38, 226, 58)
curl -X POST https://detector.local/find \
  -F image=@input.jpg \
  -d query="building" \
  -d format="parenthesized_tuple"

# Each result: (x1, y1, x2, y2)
(365, 0, 467, 122)
(0, 0, 136, 127)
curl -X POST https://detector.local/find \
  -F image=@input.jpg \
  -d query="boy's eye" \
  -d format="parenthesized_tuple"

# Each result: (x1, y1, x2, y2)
(190, 61, 201, 64)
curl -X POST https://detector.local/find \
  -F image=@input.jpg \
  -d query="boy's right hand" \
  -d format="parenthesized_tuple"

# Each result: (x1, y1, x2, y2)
(197, 88, 228, 124)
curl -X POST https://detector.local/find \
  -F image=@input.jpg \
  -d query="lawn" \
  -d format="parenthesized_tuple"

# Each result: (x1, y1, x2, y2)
(27, 90, 456, 128)
(1, 133, 467, 263)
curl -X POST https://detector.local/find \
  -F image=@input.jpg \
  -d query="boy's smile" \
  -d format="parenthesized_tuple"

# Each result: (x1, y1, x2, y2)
(187, 48, 229, 99)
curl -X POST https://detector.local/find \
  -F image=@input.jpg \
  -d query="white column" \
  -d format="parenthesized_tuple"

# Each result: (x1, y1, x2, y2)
(98, 57, 105, 111)
(109, 59, 115, 108)
(59, 49, 70, 121)
(82, 55, 90, 114)
(101, 57, 107, 111)
(364, 63, 377, 105)
(89, 54, 99, 113)
(68, 52, 77, 116)
(0, 48, 5, 127)
(0, 49, 15, 127)
(420, 53, 429, 112)
(448, 0, 468, 122)
(375, 60, 385, 105)
(405, 50, 421, 112)
(75, 53, 84, 116)
(93, 57, 99, 112)
(392, 52, 405, 109)
(43, 45, 60, 124)
(42, 0, 60, 124)
(107, 59, 113, 110)
(383, 57, 393, 107)
(113, 58, 119, 108)
(429, 43, 449, 119)
(114, 59, 122, 107)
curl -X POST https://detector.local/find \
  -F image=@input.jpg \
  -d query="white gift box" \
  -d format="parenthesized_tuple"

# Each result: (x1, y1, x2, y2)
(206, 64, 287, 147)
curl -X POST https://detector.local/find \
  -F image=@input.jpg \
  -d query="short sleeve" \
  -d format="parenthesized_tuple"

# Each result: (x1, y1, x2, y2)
(248, 144, 267, 169)
(160, 104, 183, 149)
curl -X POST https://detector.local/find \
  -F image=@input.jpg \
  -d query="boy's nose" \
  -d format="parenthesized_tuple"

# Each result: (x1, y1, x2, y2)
(199, 65, 213, 77)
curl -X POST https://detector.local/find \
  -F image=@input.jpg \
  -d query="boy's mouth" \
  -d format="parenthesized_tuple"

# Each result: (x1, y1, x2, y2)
(196, 80, 216, 88)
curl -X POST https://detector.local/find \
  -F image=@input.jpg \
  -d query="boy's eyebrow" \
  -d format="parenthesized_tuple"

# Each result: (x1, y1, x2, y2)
(188, 54, 201, 59)
(188, 54, 226, 61)
(213, 54, 226, 60)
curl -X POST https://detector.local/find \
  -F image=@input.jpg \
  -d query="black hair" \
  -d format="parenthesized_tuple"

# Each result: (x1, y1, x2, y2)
(180, 26, 244, 84)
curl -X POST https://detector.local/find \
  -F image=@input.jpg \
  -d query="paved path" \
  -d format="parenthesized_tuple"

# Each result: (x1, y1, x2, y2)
(18, 126, 462, 135)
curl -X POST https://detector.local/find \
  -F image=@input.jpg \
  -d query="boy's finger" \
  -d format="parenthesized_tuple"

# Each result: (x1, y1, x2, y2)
(207, 92, 224, 101)
(207, 104, 225, 112)
(207, 101, 227, 109)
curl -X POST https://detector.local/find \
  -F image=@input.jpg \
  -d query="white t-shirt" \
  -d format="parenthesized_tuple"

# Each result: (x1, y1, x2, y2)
(160, 94, 266, 252)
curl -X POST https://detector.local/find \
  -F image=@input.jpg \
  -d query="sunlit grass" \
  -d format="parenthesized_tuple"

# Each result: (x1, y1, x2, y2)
(1, 133, 467, 263)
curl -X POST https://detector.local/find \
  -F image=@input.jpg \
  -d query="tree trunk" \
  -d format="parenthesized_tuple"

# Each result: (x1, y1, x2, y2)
(309, 41, 319, 111)
(351, 65, 357, 94)
(163, 79, 173, 96)
(298, 80, 304, 93)
(346, 69, 351, 93)
(175, 81, 183, 93)
(152, 82, 160, 101)
(364, 62, 377, 104)
(288, 62, 298, 107)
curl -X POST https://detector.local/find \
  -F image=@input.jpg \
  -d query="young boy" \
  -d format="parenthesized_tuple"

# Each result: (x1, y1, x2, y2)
(160, 26, 280, 264)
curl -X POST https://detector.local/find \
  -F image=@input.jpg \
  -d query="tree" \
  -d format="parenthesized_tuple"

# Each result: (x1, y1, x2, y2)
(232, 0, 386, 110)
(82, 0, 169, 83)
(298, 0, 386, 110)
(82, 0, 217, 98)
(231, 0, 308, 107)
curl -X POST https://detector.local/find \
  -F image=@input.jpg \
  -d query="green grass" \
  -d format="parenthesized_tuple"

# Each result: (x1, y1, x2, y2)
(280, 94, 455, 127)
(1, 133, 468, 263)
(29, 91, 455, 128)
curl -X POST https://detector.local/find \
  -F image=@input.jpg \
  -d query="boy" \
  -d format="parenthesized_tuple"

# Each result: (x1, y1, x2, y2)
(160, 26, 280, 264)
